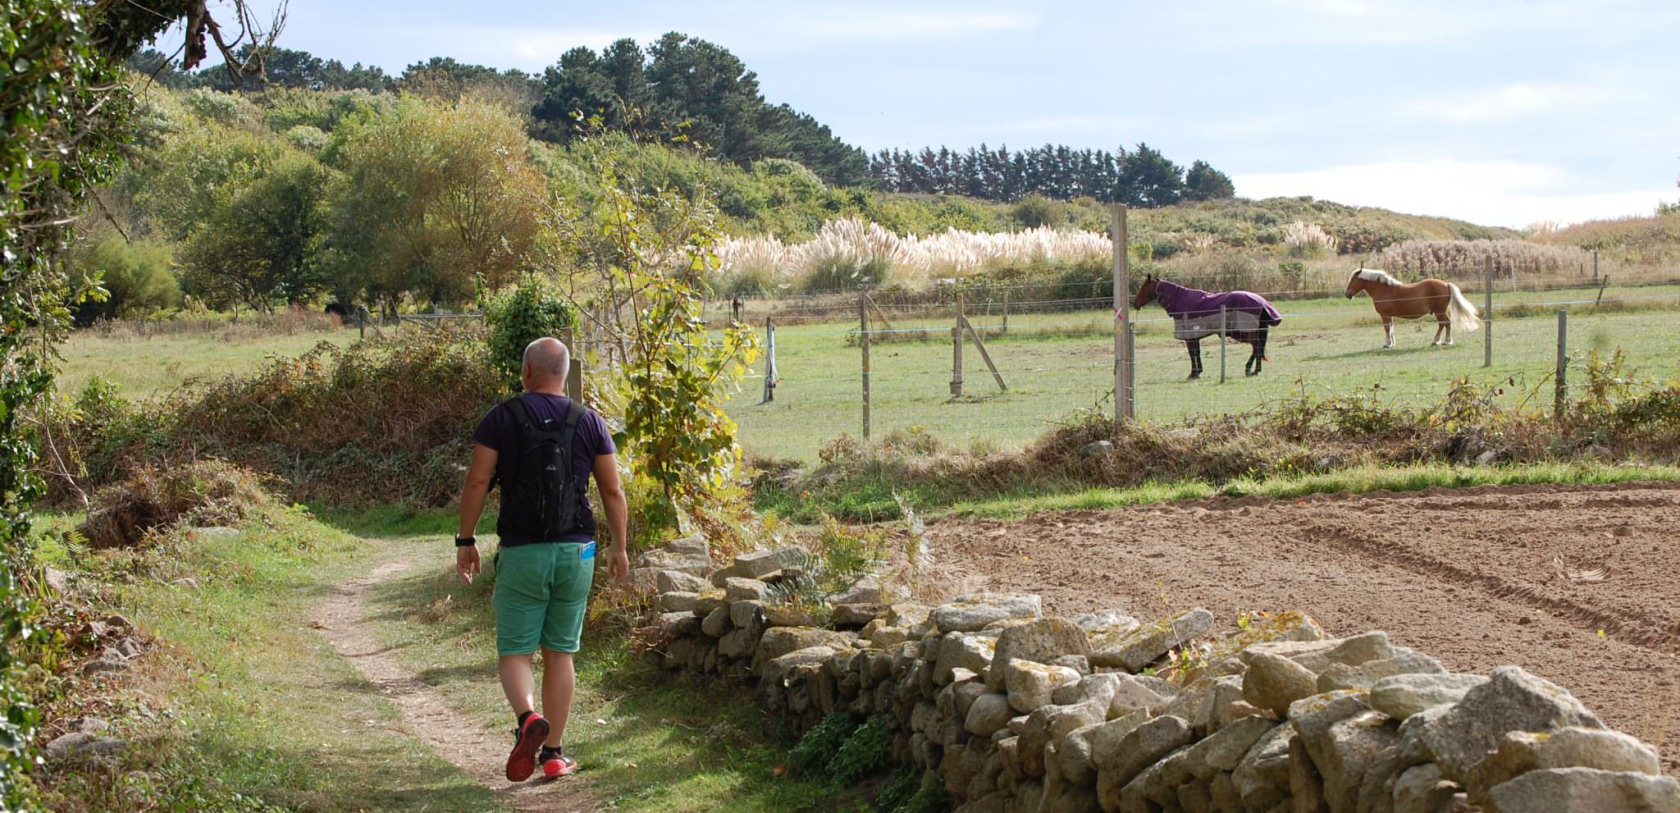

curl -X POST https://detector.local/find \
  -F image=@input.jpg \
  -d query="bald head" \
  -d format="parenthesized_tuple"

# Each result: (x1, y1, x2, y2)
(522, 337, 570, 393)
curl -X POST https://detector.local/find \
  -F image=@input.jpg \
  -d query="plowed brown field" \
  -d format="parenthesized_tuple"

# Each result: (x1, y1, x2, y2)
(927, 481, 1680, 769)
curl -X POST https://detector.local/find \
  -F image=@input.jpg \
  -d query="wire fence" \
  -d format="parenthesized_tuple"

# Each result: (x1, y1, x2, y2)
(720, 280, 1680, 461)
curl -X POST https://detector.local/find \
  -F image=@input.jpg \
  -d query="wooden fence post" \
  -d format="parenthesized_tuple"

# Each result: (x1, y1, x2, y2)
(859, 289, 871, 442)
(558, 327, 584, 403)
(950, 320, 964, 398)
(1112, 203, 1133, 422)
(951, 291, 964, 397)
(1555, 310, 1568, 419)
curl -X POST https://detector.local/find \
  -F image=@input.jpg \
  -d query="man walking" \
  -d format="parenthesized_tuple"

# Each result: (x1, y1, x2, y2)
(456, 337, 630, 782)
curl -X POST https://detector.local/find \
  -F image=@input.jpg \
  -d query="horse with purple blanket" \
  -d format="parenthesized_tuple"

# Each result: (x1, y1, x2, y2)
(1131, 274, 1282, 379)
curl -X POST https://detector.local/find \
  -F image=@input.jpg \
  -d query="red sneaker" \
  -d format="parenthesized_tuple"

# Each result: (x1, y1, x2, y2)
(540, 745, 578, 780)
(506, 714, 550, 781)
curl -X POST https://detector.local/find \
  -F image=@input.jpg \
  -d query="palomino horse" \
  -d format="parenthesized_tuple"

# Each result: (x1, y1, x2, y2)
(1344, 268, 1481, 348)
(1132, 274, 1282, 378)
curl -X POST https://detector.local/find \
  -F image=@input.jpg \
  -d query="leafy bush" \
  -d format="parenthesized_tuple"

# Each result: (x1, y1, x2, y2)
(484, 274, 578, 388)
(787, 712, 860, 775)
(830, 717, 893, 784)
(1011, 195, 1059, 229)
(72, 233, 181, 323)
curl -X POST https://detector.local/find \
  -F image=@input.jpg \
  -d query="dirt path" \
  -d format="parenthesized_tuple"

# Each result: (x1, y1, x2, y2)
(315, 560, 592, 812)
(928, 481, 1680, 771)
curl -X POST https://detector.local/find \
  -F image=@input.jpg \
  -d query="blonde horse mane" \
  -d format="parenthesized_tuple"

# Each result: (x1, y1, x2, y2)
(1352, 268, 1401, 286)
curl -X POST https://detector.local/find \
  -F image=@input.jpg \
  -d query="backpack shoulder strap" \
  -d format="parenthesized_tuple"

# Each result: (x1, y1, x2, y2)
(559, 399, 582, 433)
(503, 395, 536, 431)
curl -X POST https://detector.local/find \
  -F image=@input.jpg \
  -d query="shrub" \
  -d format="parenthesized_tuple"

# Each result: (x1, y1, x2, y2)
(46, 332, 506, 509)
(1011, 195, 1058, 229)
(484, 274, 578, 388)
(71, 233, 181, 323)
(829, 717, 893, 784)
(787, 712, 860, 775)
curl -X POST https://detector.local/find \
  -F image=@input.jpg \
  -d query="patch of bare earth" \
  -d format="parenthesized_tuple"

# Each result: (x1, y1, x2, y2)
(928, 481, 1680, 772)
(315, 560, 592, 812)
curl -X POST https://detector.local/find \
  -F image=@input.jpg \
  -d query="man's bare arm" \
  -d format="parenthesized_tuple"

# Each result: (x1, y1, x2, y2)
(456, 443, 498, 583)
(592, 453, 631, 583)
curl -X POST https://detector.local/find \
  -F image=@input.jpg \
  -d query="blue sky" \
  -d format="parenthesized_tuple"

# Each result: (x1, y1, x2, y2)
(215, 0, 1678, 228)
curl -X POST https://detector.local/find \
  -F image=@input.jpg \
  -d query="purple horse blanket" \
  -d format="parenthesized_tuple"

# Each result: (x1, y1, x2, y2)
(1154, 280, 1281, 341)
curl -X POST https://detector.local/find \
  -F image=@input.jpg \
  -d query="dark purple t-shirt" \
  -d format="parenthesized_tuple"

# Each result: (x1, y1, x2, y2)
(471, 393, 616, 543)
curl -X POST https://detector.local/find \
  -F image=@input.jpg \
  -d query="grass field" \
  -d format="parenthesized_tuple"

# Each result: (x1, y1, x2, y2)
(728, 283, 1680, 462)
(58, 323, 354, 398)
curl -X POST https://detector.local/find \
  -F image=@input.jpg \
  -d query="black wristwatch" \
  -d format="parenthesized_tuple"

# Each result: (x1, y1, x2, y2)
(454, 535, 477, 547)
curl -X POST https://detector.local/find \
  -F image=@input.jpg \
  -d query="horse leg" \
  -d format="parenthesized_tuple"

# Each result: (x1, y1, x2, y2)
(1186, 338, 1203, 380)
(1440, 308, 1453, 345)
(1383, 316, 1395, 348)
(1246, 326, 1269, 376)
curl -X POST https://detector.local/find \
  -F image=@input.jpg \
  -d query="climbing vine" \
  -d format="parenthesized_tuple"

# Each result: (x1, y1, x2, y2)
(2, 1, 269, 804)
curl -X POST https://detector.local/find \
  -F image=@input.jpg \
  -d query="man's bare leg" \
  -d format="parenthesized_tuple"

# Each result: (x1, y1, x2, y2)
(499, 653, 538, 715)
(540, 650, 575, 748)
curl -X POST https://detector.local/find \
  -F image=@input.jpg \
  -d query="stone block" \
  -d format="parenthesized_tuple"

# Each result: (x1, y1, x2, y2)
(933, 593, 1043, 633)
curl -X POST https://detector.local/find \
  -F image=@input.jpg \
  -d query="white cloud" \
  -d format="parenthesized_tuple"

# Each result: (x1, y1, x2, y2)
(1399, 80, 1640, 124)
(1173, 0, 1672, 46)
(1234, 160, 1673, 228)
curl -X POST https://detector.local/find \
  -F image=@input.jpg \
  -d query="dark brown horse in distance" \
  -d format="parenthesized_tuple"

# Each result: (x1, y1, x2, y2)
(1345, 268, 1480, 348)
(1132, 274, 1282, 378)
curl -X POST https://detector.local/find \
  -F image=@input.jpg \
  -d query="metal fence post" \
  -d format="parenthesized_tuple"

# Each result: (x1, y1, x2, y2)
(761, 316, 779, 403)
(1483, 258, 1493, 368)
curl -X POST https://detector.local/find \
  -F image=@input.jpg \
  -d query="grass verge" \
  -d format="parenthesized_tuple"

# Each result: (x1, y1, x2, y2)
(762, 461, 1680, 524)
(34, 508, 501, 812)
(361, 538, 870, 813)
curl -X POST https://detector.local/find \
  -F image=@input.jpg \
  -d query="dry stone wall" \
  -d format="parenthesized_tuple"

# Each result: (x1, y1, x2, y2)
(636, 538, 1679, 813)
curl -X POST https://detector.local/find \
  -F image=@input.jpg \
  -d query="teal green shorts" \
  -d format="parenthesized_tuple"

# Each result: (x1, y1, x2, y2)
(493, 541, 596, 656)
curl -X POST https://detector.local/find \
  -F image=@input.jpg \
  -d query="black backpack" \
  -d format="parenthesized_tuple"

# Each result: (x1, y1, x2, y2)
(495, 396, 583, 544)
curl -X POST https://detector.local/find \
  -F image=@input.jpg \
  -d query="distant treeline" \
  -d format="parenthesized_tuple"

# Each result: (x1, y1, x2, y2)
(129, 34, 1233, 206)
(869, 144, 1234, 207)
(129, 34, 870, 187)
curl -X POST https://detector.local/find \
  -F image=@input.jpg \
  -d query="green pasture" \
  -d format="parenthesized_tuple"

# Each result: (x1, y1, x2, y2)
(58, 324, 354, 398)
(728, 283, 1680, 463)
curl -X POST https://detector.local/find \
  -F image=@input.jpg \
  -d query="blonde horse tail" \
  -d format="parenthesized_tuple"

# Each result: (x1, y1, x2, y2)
(1448, 283, 1481, 332)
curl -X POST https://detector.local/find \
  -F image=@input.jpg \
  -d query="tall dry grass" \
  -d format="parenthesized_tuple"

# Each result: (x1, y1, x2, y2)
(1283, 221, 1338, 258)
(717, 220, 1111, 293)
(1375, 239, 1594, 283)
